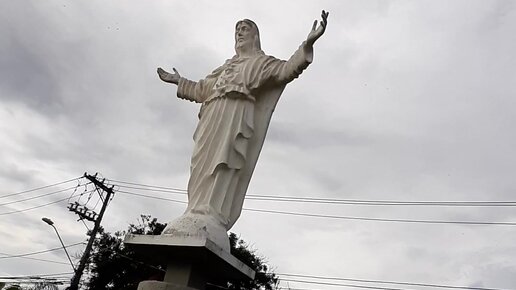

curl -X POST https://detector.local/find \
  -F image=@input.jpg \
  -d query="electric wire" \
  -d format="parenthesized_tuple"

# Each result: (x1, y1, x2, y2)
(0, 279, 69, 285)
(0, 197, 73, 216)
(284, 287, 390, 290)
(117, 190, 187, 204)
(95, 248, 165, 273)
(115, 184, 187, 196)
(0, 272, 74, 279)
(108, 179, 186, 192)
(0, 189, 94, 216)
(109, 179, 516, 207)
(0, 177, 82, 199)
(0, 242, 84, 260)
(279, 274, 509, 290)
(280, 279, 407, 290)
(0, 252, 70, 265)
(246, 196, 516, 207)
(0, 272, 73, 285)
(0, 186, 80, 207)
(115, 189, 516, 226)
(81, 219, 90, 231)
(245, 208, 516, 226)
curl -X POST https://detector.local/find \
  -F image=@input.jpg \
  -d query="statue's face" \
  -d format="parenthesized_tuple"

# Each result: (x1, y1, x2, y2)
(235, 22, 254, 50)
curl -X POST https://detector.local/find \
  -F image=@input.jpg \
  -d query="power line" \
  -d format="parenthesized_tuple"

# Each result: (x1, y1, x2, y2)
(279, 273, 509, 290)
(109, 179, 516, 207)
(115, 184, 187, 196)
(117, 190, 187, 204)
(245, 208, 516, 226)
(0, 242, 84, 260)
(0, 272, 73, 285)
(0, 272, 74, 279)
(0, 177, 82, 199)
(0, 197, 72, 216)
(0, 279, 69, 285)
(115, 189, 516, 226)
(284, 288, 391, 290)
(95, 248, 166, 273)
(108, 179, 186, 193)
(280, 279, 407, 290)
(245, 196, 516, 207)
(0, 185, 81, 206)
(0, 252, 70, 265)
(281, 279, 512, 290)
(0, 189, 94, 216)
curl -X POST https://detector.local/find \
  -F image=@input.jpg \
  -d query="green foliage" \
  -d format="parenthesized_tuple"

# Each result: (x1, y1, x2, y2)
(0, 283, 58, 290)
(85, 215, 278, 290)
(85, 215, 166, 290)
(223, 233, 279, 290)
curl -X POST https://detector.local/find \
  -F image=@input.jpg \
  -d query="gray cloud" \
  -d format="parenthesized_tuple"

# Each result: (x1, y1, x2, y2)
(2, 1, 516, 289)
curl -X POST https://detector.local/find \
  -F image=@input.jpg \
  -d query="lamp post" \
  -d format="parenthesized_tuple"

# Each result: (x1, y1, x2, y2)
(41, 217, 75, 271)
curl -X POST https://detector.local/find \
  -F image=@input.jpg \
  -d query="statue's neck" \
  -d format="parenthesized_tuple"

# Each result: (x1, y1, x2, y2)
(235, 45, 257, 58)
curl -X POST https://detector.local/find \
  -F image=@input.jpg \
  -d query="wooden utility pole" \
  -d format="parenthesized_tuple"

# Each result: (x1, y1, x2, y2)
(68, 172, 114, 290)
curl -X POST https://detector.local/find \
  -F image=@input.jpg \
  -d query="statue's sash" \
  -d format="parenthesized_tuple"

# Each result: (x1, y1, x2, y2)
(228, 84, 286, 227)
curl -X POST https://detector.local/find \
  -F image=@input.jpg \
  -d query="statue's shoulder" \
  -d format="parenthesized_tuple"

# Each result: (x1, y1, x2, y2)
(251, 53, 281, 65)
(206, 57, 237, 77)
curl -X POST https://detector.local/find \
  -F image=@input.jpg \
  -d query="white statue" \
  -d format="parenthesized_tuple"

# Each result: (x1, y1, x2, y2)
(157, 11, 329, 251)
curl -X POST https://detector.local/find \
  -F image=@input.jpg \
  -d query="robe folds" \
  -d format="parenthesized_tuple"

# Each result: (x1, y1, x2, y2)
(176, 42, 313, 229)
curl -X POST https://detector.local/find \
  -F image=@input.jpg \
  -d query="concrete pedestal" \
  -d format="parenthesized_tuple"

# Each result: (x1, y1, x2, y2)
(125, 234, 255, 290)
(137, 281, 197, 290)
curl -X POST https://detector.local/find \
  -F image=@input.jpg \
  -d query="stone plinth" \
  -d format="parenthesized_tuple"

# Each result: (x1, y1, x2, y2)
(124, 234, 255, 290)
(137, 281, 197, 290)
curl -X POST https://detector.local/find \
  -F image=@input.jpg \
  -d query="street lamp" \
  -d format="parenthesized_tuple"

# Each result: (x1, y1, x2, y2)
(41, 217, 75, 271)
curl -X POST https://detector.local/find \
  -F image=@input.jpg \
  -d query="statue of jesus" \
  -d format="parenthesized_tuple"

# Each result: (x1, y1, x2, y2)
(157, 11, 329, 251)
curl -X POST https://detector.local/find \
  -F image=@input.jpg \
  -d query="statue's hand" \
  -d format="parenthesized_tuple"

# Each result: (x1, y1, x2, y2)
(157, 67, 180, 85)
(306, 10, 329, 47)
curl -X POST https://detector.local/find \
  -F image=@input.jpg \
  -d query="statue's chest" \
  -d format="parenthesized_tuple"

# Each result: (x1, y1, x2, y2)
(213, 61, 245, 90)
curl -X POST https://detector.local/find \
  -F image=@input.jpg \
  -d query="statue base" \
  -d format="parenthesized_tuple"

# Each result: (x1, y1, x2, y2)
(137, 281, 197, 290)
(161, 213, 231, 252)
(124, 234, 255, 290)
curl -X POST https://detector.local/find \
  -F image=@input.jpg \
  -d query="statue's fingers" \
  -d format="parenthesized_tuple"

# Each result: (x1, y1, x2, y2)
(173, 67, 179, 75)
(312, 20, 317, 31)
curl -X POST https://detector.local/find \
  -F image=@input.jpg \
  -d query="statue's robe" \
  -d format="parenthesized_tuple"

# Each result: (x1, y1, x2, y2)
(175, 43, 313, 230)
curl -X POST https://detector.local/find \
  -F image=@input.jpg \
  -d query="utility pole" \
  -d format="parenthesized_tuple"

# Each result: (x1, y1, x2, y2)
(68, 172, 114, 290)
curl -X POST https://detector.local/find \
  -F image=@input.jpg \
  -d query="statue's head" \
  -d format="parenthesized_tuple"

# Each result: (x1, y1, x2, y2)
(235, 19, 262, 56)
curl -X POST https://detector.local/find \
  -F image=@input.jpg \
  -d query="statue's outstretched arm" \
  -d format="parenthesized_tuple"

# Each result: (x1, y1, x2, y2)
(306, 10, 329, 48)
(157, 67, 209, 103)
(263, 11, 329, 85)
(157, 67, 181, 85)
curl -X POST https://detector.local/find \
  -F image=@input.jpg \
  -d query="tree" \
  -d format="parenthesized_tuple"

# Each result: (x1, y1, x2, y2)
(3, 285, 21, 290)
(226, 233, 279, 290)
(85, 215, 278, 290)
(0, 283, 58, 290)
(85, 215, 166, 290)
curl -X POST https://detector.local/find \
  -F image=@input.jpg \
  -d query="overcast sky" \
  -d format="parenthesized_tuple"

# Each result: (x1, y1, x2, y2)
(1, 1, 516, 289)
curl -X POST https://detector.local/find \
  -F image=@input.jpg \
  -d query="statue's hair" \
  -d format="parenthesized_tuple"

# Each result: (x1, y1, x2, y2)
(235, 19, 263, 54)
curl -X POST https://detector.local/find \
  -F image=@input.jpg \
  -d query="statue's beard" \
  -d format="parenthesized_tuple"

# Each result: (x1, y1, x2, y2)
(235, 37, 260, 56)
(235, 42, 251, 54)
